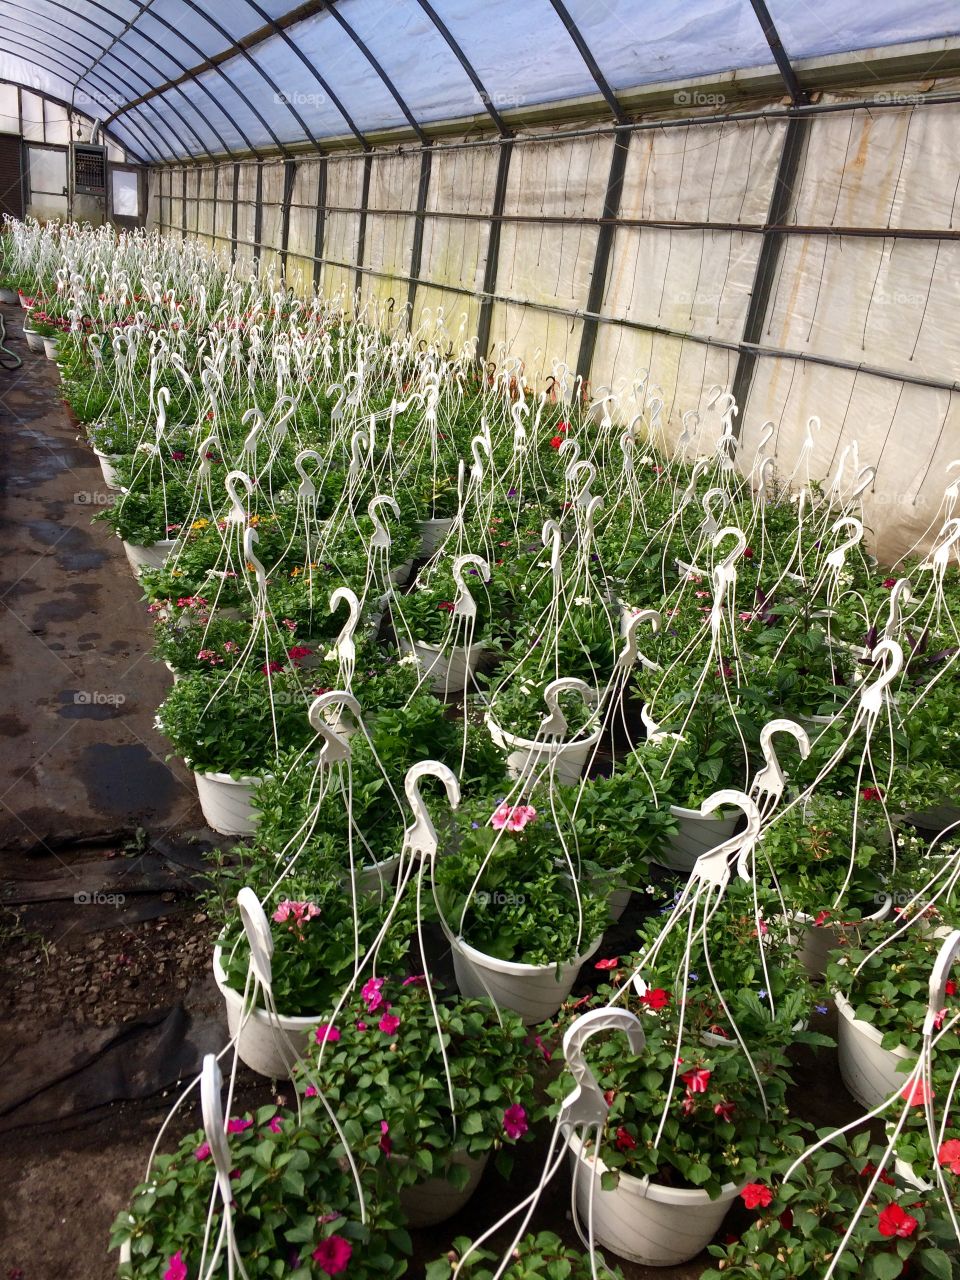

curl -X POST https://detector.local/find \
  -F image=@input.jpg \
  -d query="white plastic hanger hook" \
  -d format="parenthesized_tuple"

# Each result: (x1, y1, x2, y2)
(923, 930, 960, 1035)
(236, 886, 274, 991)
(692, 790, 762, 888)
(558, 1008, 646, 1132)
(857, 638, 904, 717)
(750, 718, 811, 814)
(294, 448, 323, 502)
(618, 608, 661, 670)
(451, 554, 489, 622)
(243, 526, 267, 594)
(825, 516, 863, 571)
(199, 1054, 234, 1205)
(308, 691, 362, 764)
(403, 760, 460, 859)
(366, 494, 400, 551)
(329, 586, 361, 668)
(540, 677, 598, 737)
(224, 469, 254, 525)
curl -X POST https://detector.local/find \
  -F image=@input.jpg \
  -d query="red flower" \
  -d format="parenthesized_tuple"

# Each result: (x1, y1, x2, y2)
(741, 1183, 772, 1209)
(883, 578, 897, 589)
(779, 1209, 794, 1230)
(861, 786, 884, 801)
(615, 1126, 637, 1152)
(437, 601, 455, 611)
(549, 435, 564, 449)
(261, 660, 285, 674)
(682, 1068, 711, 1094)
(378, 1120, 392, 1155)
(946, 979, 957, 997)
(860, 1161, 895, 1186)
(901, 1077, 933, 1106)
(713, 1101, 736, 1122)
(877, 1203, 918, 1238)
(595, 957, 619, 970)
(640, 987, 671, 1011)
(603, 1088, 616, 1106)
(743, 547, 754, 559)
(312, 1235, 353, 1275)
(938, 1139, 960, 1174)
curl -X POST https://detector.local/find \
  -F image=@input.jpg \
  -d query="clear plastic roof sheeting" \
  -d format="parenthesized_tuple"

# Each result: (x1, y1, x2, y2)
(0, 0, 958, 162)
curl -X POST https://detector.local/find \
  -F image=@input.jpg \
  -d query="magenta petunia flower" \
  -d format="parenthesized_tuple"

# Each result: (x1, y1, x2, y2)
(268, 1116, 283, 1133)
(163, 1251, 188, 1280)
(378, 1012, 400, 1035)
(194, 1141, 211, 1161)
(361, 976, 385, 1011)
(315, 1023, 341, 1045)
(226, 1116, 252, 1134)
(503, 1104, 528, 1140)
(312, 1235, 353, 1275)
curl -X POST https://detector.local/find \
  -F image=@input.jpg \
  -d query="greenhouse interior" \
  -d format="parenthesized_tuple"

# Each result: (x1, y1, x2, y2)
(3, 2, 960, 1277)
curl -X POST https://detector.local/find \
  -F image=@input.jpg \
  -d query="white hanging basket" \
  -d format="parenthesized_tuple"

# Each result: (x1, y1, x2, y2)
(122, 537, 178, 575)
(353, 851, 402, 895)
(390, 558, 413, 586)
(657, 806, 739, 873)
(448, 932, 601, 1025)
(418, 516, 454, 557)
(163, 660, 182, 684)
(18, 291, 32, 309)
(608, 881, 632, 922)
(213, 943, 319, 1077)
(568, 1133, 745, 1266)
(834, 989, 915, 1111)
(93, 449, 123, 489)
(194, 770, 264, 836)
(790, 894, 892, 979)
(400, 637, 485, 695)
(399, 1149, 489, 1227)
(485, 713, 601, 787)
(43, 335, 59, 361)
(23, 326, 45, 353)
(0, 287, 17, 304)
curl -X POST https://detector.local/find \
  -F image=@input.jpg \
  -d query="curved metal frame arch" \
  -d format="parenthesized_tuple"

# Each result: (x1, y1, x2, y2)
(0, 0, 244, 160)
(413, 0, 510, 137)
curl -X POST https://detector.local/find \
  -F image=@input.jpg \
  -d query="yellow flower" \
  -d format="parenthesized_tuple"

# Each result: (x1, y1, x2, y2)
(290, 567, 301, 577)
(191, 518, 209, 530)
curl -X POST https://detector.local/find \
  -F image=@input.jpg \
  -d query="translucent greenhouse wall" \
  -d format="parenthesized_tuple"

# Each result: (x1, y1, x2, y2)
(147, 82, 960, 564)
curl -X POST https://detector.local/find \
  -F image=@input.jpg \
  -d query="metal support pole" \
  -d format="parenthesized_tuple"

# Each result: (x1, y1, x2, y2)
(313, 157, 327, 293)
(406, 145, 433, 325)
(280, 158, 296, 281)
(730, 116, 809, 431)
(354, 151, 373, 303)
(231, 162, 240, 263)
(253, 161, 264, 276)
(576, 131, 630, 388)
(476, 139, 514, 361)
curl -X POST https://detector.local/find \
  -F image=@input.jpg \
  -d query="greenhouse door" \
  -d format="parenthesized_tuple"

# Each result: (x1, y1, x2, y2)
(110, 165, 145, 229)
(0, 135, 23, 219)
(24, 144, 67, 220)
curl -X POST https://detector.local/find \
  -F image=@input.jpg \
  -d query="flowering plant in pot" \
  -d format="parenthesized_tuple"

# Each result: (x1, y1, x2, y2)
(431, 795, 610, 966)
(430, 794, 610, 1023)
(426, 1232, 626, 1279)
(110, 1097, 411, 1278)
(700, 1129, 960, 1280)
(155, 666, 317, 779)
(93, 474, 194, 548)
(304, 977, 540, 1225)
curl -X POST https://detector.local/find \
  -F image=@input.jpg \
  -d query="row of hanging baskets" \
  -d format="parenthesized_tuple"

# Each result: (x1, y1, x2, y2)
(9, 214, 960, 1278)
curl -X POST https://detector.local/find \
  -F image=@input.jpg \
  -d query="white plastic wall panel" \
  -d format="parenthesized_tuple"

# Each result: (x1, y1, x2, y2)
(286, 160, 319, 282)
(486, 303, 583, 387)
(19, 90, 44, 143)
(741, 357, 960, 561)
(0, 83, 18, 134)
(235, 162, 259, 267)
(42, 99, 71, 146)
(197, 166, 215, 247)
(214, 167, 233, 247)
(411, 283, 482, 348)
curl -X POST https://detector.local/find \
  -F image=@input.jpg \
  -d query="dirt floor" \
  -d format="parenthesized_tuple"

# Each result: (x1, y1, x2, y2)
(0, 302, 858, 1279)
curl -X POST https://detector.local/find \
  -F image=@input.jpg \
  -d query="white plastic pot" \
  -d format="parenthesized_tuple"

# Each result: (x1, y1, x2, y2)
(354, 851, 402, 896)
(659, 806, 739, 873)
(418, 516, 454, 557)
(834, 989, 915, 1111)
(390, 558, 413, 586)
(399, 1149, 489, 1227)
(0, 287, 17, 304)
(23, 326, 45, 353)
(195, 770, 264, 836)
(18, 292, 32, 309)
(791, 894, 892, 979)
(213, 943, 318, 1077)
(43, 336, 59, 361)
(163, 660, 182, 684)
(448, 932, 601, 1025)
(122, 537, 177, 575)
(94, 449, 123, 489)
(485, 713, 601, 787)
(400, 637, 485, 695)
(608, 881, 632, 922)
(568, 1133, 744, 1266)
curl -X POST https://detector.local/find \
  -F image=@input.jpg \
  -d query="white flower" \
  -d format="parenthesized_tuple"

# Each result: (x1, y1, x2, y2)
(398, 653, 420, 667)
(323, 648, 338, 662)
(574, 596, 591, 606)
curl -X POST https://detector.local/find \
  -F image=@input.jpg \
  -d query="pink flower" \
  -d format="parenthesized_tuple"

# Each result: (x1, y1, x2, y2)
(226, 1116, 252, 1134)
(402, 974, 426, 986)
(594, 957, 619, 971)
(315, 1024, 341, 1045)
(714, 1101, 736, 1122)
(534, 1034, 552, 1062)
(378, 1012, 400, 1036)
(813, 909, 831, 927)
(194, 1141, 211, 1161)
(682, 1068, 711, 1094)
(741, 1183, 772, 1210)
(356, 1021, 367, 1031)
(490, 802, 537, 832)
(261, 660, 284, 674)
(379, 1120, 391, 1155)
(883, 578, 897, 589)
(282, 618, 297, 632)
(223, 640, 239, 653)
(361, 976, 385, 1011)
(503, 1104, 528, 1140)
(938, 1139, 960, 1174)
(304, 1085, 318, 1098)
(268, 1116, 283, 1133)
(287, 645, 313, 661)
(878, 1203, 918, 1238)
(312, 1235, 353, 1275)
(163, 1252, 188, 1280)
